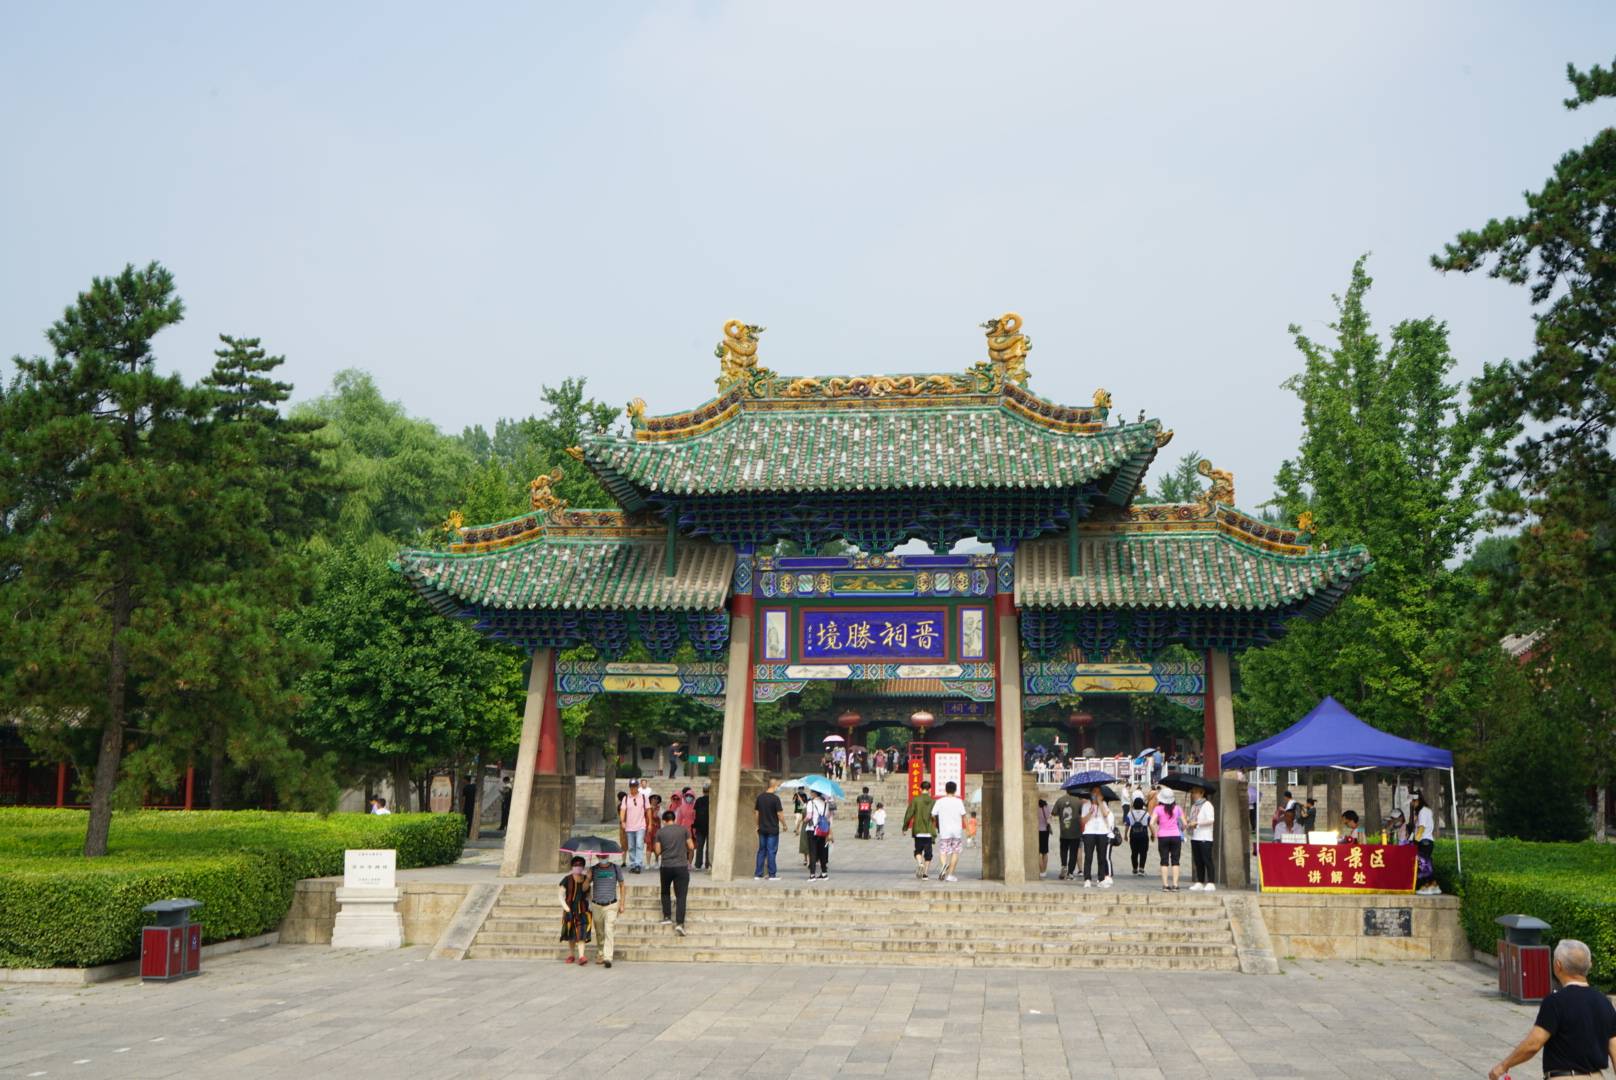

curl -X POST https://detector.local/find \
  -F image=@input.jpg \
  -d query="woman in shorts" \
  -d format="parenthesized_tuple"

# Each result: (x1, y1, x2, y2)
(1149, 787, 1187, 892)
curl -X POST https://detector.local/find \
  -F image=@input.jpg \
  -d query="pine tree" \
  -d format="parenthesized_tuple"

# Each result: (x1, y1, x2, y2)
(0, 264, 203, 855)
(1433, 58, 1616, 803)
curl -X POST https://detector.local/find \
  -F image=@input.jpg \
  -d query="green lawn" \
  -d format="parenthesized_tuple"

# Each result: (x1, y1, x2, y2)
(0, 808, 463, 969)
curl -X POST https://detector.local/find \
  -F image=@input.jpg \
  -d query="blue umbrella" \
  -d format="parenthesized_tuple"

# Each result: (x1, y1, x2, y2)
(1062, 769, 1117, 791)
(796, 774, 845, 799)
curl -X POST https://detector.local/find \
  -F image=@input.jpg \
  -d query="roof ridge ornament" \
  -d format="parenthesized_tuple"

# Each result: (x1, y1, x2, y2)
(1196, 458, 1235, 513)
(715, 319, 769, 390)
(981, 312, 1031, 384)
(529, 466, 568, 514)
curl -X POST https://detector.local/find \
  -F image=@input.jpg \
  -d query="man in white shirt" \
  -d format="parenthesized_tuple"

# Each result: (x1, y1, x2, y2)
(931, 781, 968, 883)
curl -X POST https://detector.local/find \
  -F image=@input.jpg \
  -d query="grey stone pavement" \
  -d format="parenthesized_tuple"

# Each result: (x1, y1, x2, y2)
(0, 945, 1533, 1079)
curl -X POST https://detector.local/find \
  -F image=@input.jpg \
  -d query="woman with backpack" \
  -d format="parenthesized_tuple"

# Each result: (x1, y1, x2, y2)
(1150, 787, 1187, 892)
(1124, 796, 1151, 876)
(805, 791, 833, 880)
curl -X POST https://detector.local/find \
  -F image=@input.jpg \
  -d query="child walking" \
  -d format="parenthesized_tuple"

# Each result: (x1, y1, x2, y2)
(872, 802, 887, 839)
(964, 812, 979, 848)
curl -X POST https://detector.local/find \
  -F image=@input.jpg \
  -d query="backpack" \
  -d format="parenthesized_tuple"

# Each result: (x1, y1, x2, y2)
(1128, 809, 1149, 840)
(811, 801, 831, 838)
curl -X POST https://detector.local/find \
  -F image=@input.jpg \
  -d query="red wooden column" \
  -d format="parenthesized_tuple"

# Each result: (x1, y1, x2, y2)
(538, 660, 562, 775)
(55, 762, 67, 807)
(734, 593, 757, 768)
(183, 766, 195, 810)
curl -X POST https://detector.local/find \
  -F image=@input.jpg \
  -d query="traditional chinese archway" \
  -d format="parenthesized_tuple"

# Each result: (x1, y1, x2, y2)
(396, 315, 1371, 884)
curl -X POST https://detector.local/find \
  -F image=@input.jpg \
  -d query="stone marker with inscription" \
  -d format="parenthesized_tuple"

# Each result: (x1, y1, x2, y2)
(331, 849, 403, 948)
(1362, 907, 1412, 937)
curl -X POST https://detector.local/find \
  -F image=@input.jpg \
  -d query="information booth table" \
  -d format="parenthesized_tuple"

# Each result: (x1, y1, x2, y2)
(1256, 842, 1416, 893)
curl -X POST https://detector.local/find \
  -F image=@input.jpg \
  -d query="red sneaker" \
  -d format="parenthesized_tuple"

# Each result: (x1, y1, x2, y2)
(565, 955, 576, 964)
(578, 957, 589, 966)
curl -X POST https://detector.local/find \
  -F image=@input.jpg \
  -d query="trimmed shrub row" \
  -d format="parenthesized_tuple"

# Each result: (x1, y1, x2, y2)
(1433, 837, 1616, 989)
(0, 809, 463, 969)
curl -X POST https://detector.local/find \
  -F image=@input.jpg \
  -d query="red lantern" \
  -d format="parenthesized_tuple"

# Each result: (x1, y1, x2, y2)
(910, 710, 936, 733)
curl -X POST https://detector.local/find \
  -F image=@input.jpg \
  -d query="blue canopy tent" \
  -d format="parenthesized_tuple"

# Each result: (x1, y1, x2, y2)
(1222, 696, 1461, 872)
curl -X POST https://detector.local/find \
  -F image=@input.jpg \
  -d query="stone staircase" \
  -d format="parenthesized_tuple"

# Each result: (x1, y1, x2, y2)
(464, 883, 1242, 971)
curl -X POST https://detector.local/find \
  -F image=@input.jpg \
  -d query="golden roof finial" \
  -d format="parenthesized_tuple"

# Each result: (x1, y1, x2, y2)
(1297, 510, 1315, 533)
(564, 445, 584, 462)
(1092, 388, 1112, 410)
(1196, 458, 1235, 513)
(625, 397, 647, 429)
(442, 509, 464, 533)
(715, 319, 767, 389)
(529, 467, 568, 514)
(980, 312, 1031, 384)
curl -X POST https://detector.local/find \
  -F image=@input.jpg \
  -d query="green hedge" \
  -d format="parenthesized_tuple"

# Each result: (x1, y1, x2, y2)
(0, 809, 464, 969)
(1433, 837, 1616, 989)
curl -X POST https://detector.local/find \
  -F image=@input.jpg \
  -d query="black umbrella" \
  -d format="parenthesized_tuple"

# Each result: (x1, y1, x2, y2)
(1159, 772, 1218, 793)
(560, 835, 623, 856)
(1060, 780, 1122, 802)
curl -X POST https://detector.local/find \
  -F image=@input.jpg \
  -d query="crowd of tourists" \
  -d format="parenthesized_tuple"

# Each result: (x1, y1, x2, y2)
(820, 744, 907, 781)
(1035, 782, 1217, 891)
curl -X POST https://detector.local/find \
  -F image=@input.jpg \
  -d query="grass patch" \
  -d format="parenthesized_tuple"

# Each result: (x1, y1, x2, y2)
(0, 808, 463, 969)
(1433, 837, 1616, 989)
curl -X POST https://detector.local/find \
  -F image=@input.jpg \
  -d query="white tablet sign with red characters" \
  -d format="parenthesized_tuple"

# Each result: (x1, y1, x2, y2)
(930, 749, 965, 798)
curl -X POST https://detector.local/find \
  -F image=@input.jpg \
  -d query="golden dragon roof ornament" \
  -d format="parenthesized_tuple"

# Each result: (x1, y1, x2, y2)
(1196, 458, 1234, 514)
(529, 466, 568, 513)
(981, 312, 1031, 384)
(715, 319, 769, 389)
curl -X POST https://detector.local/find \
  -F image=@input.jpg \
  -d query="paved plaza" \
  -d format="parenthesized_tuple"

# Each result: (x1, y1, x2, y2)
(0, 943, 1532, 1079)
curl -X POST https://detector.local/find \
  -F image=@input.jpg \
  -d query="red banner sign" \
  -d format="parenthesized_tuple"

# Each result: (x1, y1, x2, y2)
(908, 756, 924, 799)
(1257, 842, 1417, 894)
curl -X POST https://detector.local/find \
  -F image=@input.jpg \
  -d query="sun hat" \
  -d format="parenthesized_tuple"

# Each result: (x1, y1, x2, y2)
(1157, 787, 1176, 805)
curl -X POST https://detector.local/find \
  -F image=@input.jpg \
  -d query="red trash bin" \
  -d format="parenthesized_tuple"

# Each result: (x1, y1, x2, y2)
(140, 899, 203, 982)
(1495, 914, 1551, 1004)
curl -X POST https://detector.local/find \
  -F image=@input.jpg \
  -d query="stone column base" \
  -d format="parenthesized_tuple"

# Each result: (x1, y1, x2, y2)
(507, 773, 575, 877)
(979, 771, 1039, 882)
(723, 766, 765, 879)
(1218, 779, 1249, 888)
(331, 887, 403, 948)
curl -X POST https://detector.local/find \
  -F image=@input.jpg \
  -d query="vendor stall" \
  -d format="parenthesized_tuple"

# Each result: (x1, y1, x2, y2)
(1221, 696, 1460, 893)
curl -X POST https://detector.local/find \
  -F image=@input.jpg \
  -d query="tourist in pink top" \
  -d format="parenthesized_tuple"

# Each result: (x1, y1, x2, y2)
(620, 779, 649, 873)
(1149, 787, 1187, 892)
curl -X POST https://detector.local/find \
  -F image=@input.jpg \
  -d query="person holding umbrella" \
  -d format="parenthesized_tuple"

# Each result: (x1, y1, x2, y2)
(805, 786, 834, 880)
(1079, 785, 1115, 888)
(558, 856, 593, 964)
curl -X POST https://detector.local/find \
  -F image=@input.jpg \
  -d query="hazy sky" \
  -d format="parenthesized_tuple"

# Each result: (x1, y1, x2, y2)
(3, 3, 1611, 512)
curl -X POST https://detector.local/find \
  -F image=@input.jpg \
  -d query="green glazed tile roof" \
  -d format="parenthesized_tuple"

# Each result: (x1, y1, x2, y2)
(1015, 531, 1371, 613)
(396, 536, 734, 612)
(580, 409, 1162, 503)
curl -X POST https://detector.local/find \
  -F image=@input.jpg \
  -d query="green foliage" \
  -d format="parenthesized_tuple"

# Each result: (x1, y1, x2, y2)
(1432, 838, 1616, 989)
(1236, 258, 1502, 752)
(0, 265, 349, 852)
(755, 681, 835, 741)
(1140, 449, 1205, 504)
(1477, 661, 1591, 842)
(284, 545, 524, 786)
(0, 809, 462, 968)
(456, 378, 618, 523)
(1433, 59, 1616, 793)
(293, 369, 475, 541)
